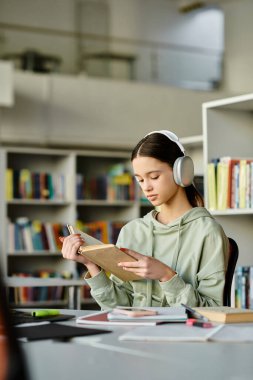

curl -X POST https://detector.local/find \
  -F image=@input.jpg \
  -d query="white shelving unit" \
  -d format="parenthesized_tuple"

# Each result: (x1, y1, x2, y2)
(0, 135, 203, 308)
(202, 93, 253, 266)
(0, 146, 144, 307)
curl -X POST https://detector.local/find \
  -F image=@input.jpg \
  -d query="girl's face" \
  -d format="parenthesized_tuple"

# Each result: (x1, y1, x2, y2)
(132, 156, 179, 206)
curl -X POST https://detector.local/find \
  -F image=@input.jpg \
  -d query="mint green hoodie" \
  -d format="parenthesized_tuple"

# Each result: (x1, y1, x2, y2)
(85, 207, 229, 309)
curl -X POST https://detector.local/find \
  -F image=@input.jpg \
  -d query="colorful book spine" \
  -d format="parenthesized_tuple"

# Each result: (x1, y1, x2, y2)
(75, 219, 125, 244)
(5, 168, 14, 200)
(239, 160, 247, 208)
(76, 164, 135, 201)
(217, 160, 229, 210)
(9, 270, 83, 304)
(235, 266, 253, 309)
(208, 157, 253, 210)
(7, 219, 68, 253)
(5, 169, 66, 200)
(207, 162, 217, 210)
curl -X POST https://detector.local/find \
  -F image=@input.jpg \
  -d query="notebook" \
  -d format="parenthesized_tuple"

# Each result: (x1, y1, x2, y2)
(15, 323, 111, 341)
(10, 310, 75, 326)
(76, 307, 187, 326)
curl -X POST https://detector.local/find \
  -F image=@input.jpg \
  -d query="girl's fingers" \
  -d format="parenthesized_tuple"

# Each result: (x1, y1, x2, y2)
(118, 261, 142, 268)
(120, 248, 143, 259)
(61, 235, 84, 258)
(120, 266, 146, 277)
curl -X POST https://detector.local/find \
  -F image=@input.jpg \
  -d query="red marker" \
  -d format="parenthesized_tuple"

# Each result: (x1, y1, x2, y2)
(186, 318, 213, 328)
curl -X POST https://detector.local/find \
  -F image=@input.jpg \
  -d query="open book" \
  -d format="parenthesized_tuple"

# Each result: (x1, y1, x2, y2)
(66, 225, 141, 281)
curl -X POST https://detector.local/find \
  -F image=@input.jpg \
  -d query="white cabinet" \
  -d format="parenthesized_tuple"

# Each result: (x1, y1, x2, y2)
(202, 93, 253, 266)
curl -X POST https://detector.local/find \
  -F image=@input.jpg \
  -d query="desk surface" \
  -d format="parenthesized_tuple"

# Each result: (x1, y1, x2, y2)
(20, 309, 253, 380)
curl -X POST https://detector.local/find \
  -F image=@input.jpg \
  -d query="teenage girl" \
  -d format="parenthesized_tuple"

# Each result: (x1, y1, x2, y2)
(60, 130, 228, 308)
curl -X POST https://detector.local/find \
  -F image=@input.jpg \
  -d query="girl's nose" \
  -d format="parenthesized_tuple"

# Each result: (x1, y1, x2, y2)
(143, 181, 153, 192)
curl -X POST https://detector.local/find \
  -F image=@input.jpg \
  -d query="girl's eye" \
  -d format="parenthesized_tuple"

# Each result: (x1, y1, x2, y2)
(151, 176, 159, 180)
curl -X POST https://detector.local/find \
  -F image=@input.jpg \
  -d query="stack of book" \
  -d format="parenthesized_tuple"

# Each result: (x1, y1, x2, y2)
(9, 270, 73, 304)
(235, 266, 253, 309)
(75, 219, 125, 244)
(8, 218, 126, 253)
(76, 163, 136, 201)
(207, 157, 253, 210)
(7, 218, 68, 253)
(5, 168, 65, 201)
(9, 271, 93, 305)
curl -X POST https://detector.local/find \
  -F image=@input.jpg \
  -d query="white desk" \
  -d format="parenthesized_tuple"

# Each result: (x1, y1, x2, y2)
(20, 309, 253, 380)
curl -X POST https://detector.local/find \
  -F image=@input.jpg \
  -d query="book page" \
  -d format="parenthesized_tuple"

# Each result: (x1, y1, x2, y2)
(70, 226, 103, 246)
(195, 307, 253, 315)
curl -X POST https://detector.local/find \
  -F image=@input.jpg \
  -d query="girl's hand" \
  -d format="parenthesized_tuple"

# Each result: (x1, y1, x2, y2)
(59, 234, 100, 276)
(118, 248, 176, 282)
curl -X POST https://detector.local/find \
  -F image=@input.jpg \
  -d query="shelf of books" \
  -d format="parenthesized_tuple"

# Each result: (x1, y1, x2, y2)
(0, 146, 139, 308)
(234, 265, 253, 309)
(203, 93, 253, 308)
(0, 136, 203, 308)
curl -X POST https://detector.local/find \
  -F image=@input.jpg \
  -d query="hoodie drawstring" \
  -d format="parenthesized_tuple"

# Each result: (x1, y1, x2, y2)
(146, 223, 154, 306)
(171, 219, 182, 271)
(147, 212, 183, 306)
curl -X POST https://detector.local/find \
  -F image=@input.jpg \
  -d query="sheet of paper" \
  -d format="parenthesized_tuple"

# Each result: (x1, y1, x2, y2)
(210, 324, 253, 342)
(119, 324, 223, 342)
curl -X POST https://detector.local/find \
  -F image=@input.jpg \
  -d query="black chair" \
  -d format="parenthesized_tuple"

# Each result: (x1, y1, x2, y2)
(223, 237, 239, 306)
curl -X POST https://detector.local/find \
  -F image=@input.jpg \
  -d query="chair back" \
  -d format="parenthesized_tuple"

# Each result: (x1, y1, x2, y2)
(223, 237, 239, 306)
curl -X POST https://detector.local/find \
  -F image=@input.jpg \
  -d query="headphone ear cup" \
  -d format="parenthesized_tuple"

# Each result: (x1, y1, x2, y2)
(173, 156, 194, 187)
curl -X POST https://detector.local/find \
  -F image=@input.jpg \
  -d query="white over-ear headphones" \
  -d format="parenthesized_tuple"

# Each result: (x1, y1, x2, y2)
(145, 130, 194, 187)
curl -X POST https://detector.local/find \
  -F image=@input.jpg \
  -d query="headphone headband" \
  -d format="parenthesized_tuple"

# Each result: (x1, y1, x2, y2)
(145, 130, 185, 154)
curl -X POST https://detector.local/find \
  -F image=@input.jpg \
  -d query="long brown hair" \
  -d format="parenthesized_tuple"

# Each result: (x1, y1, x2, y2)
(131, 133, 204, 207)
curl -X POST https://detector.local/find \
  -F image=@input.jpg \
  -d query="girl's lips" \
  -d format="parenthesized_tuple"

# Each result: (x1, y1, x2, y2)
(147, 194, 157, 200)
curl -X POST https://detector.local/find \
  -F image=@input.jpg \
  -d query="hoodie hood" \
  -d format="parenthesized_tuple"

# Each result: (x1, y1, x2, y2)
(143, 207, 214, 230)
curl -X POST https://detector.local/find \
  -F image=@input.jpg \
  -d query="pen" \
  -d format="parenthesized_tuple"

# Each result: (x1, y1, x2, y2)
(181, 303, 209, 322)
(31, 310, 60, 317)
(66, 224, 81, 255)
(66, 224, 75, 234)
(186, 318, 213, 328)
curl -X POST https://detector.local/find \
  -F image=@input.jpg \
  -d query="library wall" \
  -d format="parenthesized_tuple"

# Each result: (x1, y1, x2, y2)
(1, 0, 252, 94)
(0, 0, 222, 83)
(1, 1, 252, 147)
(223, 0, 253, 93)
(0, 70, 225, 148)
